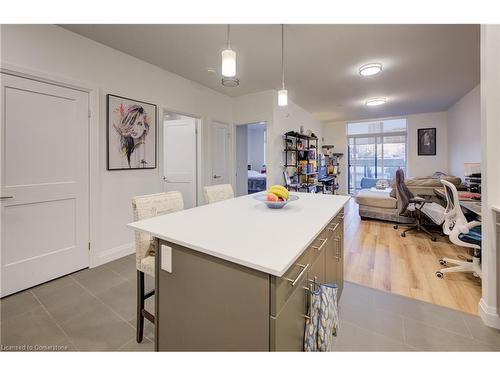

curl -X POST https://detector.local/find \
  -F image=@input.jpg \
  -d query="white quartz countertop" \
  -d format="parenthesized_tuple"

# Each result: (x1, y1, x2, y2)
(128, 192, 350, 277)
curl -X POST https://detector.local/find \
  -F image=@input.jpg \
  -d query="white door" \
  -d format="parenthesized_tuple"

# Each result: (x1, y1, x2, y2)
(1, 74, 89, 297)
(163, 118, 197, 208)
(211, 121, 231, 185)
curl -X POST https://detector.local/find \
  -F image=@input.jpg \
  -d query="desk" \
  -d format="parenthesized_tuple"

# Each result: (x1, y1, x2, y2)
(434, 188, 482, 219)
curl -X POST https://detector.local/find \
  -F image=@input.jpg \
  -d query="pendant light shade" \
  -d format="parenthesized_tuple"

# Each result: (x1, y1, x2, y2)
(278, 24, 288, 107)
(278, 89, 288, 106)
(222, 25, 236, 77)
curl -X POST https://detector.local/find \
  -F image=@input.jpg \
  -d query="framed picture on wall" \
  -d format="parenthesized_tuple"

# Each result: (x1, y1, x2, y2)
(417, 127, 436, 156)
(106, 94, 157, 170)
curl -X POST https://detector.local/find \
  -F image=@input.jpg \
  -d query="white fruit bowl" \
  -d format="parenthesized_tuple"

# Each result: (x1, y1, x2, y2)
(253, 194, 299, 209)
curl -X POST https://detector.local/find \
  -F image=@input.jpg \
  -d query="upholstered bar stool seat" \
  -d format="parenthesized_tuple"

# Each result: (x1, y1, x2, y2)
(131, 191, 184, 343)
(203, 184, 234, 204)
(139, 255, 155, 277)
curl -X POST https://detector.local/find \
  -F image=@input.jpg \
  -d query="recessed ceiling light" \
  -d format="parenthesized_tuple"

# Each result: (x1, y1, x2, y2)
(365, 97, 387, 106)
(359, 63, 383, 76)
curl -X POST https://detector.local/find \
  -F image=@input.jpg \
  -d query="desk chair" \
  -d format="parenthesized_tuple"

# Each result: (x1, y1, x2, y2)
(283, 171, 300, 192)
(132, 191, 184, 342)
(393, 169, 443, 241)
(436, 180, 482, 279)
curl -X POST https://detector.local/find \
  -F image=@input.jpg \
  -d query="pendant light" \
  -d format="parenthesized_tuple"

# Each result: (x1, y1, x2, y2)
(221, 25, 236, 77)
(278, 24, 288, 107)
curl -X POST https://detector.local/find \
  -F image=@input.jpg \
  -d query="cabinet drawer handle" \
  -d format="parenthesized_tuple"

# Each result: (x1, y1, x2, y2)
(312, 238, 328, 251)
(338, 235, 342, 260)
(284, 263, 310, 287)
(334, 237, 340, 260)
(303, 286, 311, 321)
(328, 223, 340, 232)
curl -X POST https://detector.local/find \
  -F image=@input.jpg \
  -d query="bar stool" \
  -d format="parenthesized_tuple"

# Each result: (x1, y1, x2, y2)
(203, 184, 234, 204)
(131, 191, 184, 343)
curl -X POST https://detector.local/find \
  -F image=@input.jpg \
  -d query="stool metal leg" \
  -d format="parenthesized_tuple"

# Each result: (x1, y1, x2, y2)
(136, 270, 145, 343)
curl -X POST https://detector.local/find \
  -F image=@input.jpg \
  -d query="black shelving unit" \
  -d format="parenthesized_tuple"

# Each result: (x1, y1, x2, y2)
(283, 131, 319, 193)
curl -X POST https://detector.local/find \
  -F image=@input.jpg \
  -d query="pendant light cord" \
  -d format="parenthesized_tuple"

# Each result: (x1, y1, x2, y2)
(227, 24, 231, 49)
(281, 24, 285, 90)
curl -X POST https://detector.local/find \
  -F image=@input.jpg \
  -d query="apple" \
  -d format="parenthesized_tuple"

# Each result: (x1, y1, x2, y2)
(267, 193, 279, 202)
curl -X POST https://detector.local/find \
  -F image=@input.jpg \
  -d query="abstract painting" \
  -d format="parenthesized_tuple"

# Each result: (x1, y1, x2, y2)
(107, 94, 157, 170)
(417, 127, 436, 156)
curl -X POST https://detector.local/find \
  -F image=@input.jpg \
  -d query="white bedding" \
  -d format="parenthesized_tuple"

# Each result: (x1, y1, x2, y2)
(248, 170, 266, 179)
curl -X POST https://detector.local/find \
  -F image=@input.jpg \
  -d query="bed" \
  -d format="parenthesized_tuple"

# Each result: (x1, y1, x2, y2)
(248, 170, 267, 194)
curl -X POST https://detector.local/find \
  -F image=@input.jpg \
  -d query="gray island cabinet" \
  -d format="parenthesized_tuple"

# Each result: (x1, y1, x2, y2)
(128, 192, 349, 351)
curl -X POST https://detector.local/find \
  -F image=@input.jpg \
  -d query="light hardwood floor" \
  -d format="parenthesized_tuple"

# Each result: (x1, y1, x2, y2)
(343, 198, 482, 315)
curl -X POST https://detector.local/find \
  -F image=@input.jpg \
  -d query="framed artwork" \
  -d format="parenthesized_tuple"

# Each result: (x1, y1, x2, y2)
(417, 127, 436, 156)
(107, 94, 157, 170)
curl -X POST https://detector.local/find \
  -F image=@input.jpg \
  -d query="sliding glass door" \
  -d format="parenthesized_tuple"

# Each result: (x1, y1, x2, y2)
(347, 119, 407, 194)
(348, 136, 376, 193)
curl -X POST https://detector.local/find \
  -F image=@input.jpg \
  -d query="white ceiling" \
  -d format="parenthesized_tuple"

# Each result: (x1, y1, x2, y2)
(62, 24, 480, 122)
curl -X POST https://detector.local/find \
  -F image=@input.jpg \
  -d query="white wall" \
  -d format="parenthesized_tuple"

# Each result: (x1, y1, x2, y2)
(247, 124, 266, 172)
(272, 93, 323, 186)
(323, 111, 448, 193)
(233, 90, 274, 187)
(322, 121, 348, 194)
(0, 24, 233, 265)
(407, 112, 448, 177)
(479, 24, 500, 328)
(448, 85, 481, 179)
(234, 90, 322, 186)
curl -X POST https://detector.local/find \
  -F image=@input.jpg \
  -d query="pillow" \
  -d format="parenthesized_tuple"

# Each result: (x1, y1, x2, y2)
(375, 179, 389, 189)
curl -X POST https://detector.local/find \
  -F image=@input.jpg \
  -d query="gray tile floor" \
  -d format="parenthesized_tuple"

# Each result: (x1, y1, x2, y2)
(1, 254, 499, 351)
(1, 254, 154, 351)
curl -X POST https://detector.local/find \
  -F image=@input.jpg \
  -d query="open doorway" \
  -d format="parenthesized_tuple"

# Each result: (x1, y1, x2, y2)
(235, 122, 267, 196)
(162, 110, 200, 209)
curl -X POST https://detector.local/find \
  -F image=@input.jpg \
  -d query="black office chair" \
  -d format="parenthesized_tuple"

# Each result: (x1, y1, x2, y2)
(392, 169, 439, 241)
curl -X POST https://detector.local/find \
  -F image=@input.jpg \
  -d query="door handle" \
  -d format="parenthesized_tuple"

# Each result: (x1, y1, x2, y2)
(213, 175, 221, 179)
(0, 196, 14, 200)
(162, 176, 172, 183)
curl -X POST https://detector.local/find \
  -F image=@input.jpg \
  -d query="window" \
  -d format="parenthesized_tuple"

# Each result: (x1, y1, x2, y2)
(347, 118, 407, 194)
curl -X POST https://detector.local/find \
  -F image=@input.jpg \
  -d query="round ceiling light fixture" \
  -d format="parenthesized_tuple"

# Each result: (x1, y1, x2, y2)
(365, 97, 387, 106)
(359, 62, 383, 77)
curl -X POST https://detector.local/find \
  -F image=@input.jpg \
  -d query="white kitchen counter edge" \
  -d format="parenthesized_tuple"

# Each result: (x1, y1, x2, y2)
(128, 195, 350, 277)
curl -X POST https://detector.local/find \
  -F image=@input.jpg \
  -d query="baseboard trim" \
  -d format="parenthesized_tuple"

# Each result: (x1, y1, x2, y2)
(479, 298, 500, 329)
(91, 242, 135, 268)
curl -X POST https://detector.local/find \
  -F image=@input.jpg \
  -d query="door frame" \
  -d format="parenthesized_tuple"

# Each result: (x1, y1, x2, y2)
(233, 121, 268, 193)
(159, 107, 202, 207)
(0, 62, 101, 267)
(210, 120, 234, 190)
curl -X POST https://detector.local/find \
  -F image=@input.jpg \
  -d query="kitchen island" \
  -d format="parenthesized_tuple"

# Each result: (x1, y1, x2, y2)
(128, 192, 349, 351)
